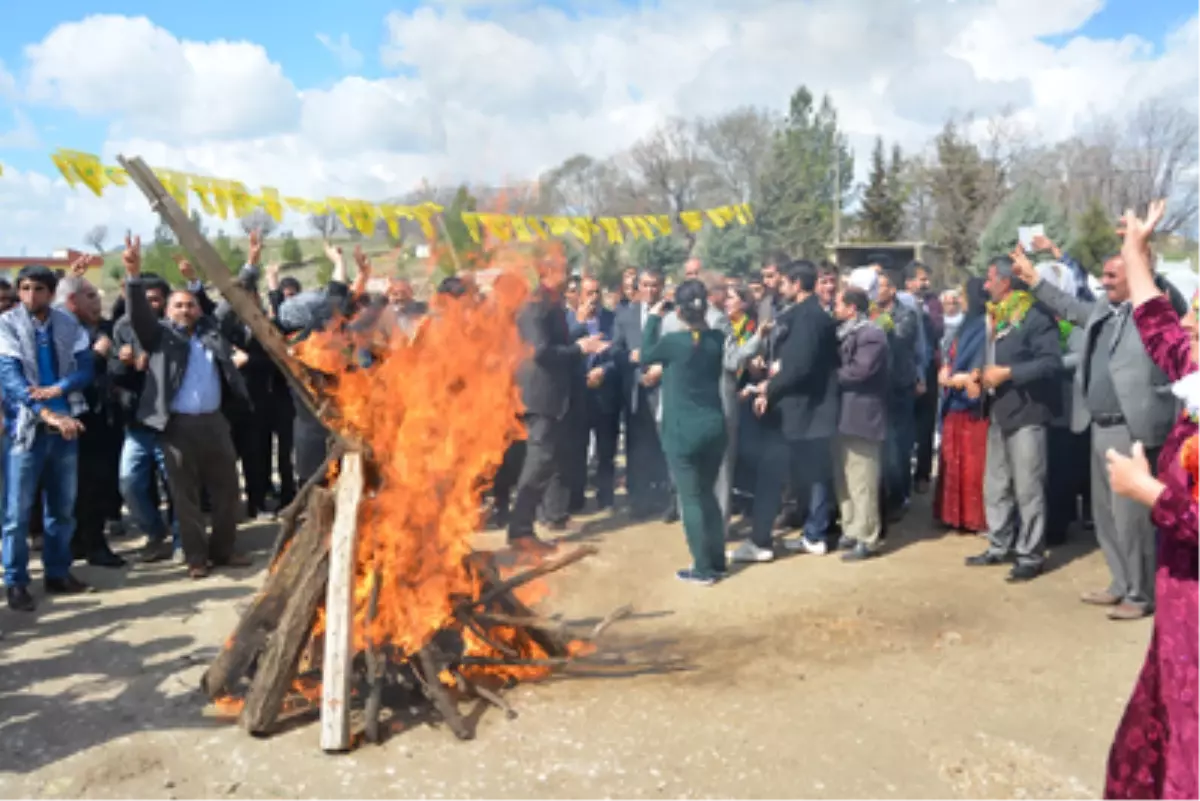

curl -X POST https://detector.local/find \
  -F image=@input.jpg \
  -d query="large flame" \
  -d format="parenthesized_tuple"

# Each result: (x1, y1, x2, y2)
(294, 243, 564, 672)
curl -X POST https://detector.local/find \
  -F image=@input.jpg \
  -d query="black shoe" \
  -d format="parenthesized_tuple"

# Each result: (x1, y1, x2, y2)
(6, 585, 35, 612)
(965, 551, 1005, 567)
(662, 506, 680, 524)
(838, 536, 859, 552)
(44, 573, 92, 595)
(841, 544, 877, 562)
(140, 540, 175, 564)
(1006, 563, 1043, 583)
(87, 548, 127, 568)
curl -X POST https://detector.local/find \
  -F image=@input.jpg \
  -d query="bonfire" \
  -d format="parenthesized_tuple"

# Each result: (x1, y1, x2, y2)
(107, 154, 632, 752)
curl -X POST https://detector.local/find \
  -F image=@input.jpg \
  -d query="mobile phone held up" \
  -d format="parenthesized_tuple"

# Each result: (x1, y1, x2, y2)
(660, 300, 675, 312)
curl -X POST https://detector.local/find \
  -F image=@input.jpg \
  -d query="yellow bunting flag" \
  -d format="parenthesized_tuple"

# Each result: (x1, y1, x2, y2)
(596, 217, 623, 244)
(46, 150, 751, 247)
(678, 210, 706, 233)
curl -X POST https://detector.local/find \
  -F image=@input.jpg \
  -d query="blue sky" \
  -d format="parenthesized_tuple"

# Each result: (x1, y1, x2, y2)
(0, 0, 1195, 255)
(1040, 0, 1197, 49)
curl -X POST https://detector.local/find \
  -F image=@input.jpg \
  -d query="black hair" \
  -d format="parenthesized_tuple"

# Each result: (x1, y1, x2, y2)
(279, 276, 302, 294)
(785, 259, 818, 293)
(817, 260, 838, 277)
(0, 278, 12, 291)
(747, 271, 763, 284)
(138, 271, 171, 297)
(964, 277, 988, 319)
(16, 264, 58, 294)
(437, 275, 468, 297)
(841, 286, 870, 315)
(866, 252, 893, 272)
(765, 252, 789, 269)
(674, 278, 708, 327)
(904, 260, 929, 282)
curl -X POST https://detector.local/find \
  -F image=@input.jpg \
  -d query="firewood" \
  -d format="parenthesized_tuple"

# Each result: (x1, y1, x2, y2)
(416, 646, 473, 741)
(270, 443, 345, 565)
(239, 489, 337, 734)
(202, 487, 335, 699)
(320, 451, 366, 753)
(471, 545, 598, 611)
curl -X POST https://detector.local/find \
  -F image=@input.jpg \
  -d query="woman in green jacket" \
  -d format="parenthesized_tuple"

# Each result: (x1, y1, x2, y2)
(642, 279, 728, 585)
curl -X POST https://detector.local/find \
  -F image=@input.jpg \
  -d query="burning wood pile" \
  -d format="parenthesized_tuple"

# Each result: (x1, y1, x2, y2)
(199, 463, 618, 748)
(114, 156, 632, 752)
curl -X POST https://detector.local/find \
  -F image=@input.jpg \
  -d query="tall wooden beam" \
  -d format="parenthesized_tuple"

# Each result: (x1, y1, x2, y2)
(320, 451, 365, 753)
(115, 155, 349, 447)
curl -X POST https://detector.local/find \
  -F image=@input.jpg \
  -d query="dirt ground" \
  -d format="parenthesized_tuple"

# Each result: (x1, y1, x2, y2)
(0, 494, 1148, 799)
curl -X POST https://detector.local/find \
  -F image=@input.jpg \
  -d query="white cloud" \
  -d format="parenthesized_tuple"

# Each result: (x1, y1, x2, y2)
(23, 14, 300, 140)
(316, 32, 364, 71)
(1, 1, 1196, 255)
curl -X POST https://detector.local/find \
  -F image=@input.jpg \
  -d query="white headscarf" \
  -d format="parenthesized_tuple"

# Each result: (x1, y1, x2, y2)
(848, 266, 878, 300)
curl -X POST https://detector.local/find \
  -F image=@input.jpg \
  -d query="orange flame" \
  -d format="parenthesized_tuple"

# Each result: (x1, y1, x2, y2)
(295, 240, 561, 671)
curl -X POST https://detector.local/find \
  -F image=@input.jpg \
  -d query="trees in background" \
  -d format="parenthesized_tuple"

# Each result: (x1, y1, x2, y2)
(976, 185, 1069, 270)
(83, 224, 108, 254)
(1069, 198, 1123, 274)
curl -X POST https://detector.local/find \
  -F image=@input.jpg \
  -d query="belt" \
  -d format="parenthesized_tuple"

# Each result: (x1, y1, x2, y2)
(1093, 412, 1126, 427)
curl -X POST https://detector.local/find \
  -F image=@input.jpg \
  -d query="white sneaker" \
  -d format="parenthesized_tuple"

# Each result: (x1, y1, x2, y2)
(727, 541, 775, 563)
(784, 537, 828, 555)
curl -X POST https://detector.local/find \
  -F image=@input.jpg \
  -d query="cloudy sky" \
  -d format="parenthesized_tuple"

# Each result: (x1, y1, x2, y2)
(0, 0, 1195, 255)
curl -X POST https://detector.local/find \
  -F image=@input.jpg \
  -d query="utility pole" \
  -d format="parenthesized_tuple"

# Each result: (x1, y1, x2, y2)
(833, 157, 842, 245)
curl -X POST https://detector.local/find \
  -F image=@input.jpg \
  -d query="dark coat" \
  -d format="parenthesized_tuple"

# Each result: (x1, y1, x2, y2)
(515, 288, 578, 420)
(125, 276, 251, 432)
(836, 321, 889, 442)
(567, 307, 619, 416)
(987, 301, 1063, 434)
(764, 295, 840, 441)
(611, 301, 660, 416)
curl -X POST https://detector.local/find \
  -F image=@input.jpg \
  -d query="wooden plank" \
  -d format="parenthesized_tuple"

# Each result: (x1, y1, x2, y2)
(202, 487, 335, 699)
(319, 451, 365, 753)
(238, 489, 336, 734)
(114, 155, 352, 451)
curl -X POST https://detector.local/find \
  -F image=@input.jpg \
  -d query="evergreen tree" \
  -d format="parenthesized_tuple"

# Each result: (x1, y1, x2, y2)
(280, 231, 304, 264)
(976, 185, 1069, 272)
(1069, 198, 1122, 276)
(755, 86, 854, 259)
(629, 235, 689, 275)
(860, 137, 891, 241)
(698, 223, 764, 277)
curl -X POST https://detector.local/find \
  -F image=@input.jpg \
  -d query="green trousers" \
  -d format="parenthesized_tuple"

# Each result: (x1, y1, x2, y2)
(666, 440, 727, 578)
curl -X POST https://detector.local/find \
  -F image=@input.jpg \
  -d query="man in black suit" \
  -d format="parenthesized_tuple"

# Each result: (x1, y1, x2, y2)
(561, 276, 620, 511)
(611, 269, 672, 519)
(740, 260, 840, 559)
(509, 260, 607, 551)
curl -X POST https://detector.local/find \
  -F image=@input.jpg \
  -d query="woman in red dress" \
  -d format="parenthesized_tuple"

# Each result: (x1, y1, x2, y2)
(933, 278, 989, 532)
(1102, 200, 1198, 799)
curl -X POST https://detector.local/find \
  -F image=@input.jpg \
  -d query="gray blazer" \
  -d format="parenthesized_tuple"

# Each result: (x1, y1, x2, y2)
(1033, 280, 1178, 448)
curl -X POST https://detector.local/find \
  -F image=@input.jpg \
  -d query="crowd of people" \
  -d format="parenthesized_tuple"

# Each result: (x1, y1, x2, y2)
(0, 201, 1193, 797)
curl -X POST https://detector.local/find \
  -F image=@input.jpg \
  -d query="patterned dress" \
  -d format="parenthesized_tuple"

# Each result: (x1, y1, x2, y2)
(1104, 295, 1198, 799)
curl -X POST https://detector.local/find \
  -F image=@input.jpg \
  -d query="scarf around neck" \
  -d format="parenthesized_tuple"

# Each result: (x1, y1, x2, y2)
(838, 314, 870, 341)
(987, 290, 1034, 337)
(0, 305, 89, 449)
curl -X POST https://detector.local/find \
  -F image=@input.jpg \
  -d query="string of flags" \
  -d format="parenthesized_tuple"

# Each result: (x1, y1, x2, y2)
(41, 149, 754, 245)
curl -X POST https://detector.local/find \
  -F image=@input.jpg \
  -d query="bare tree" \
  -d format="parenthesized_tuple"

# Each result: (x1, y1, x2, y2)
(83, 224, 108, 254)
(240, 209, 278, 237)
(695, 106, 779, 204)
(308, 212, 341, 239)
(623, 117, 711, 214)
(1114, 98, 1198, 234)
(538, 154, 629, 215)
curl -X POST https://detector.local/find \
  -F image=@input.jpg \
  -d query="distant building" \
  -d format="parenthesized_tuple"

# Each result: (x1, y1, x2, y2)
(0, 249, 104, 276)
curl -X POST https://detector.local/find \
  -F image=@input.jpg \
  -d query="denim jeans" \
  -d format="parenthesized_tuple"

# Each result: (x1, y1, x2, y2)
(2, 431, 79, 587)
(804, 480, 833, 543)
(120, 426, 177, 548)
